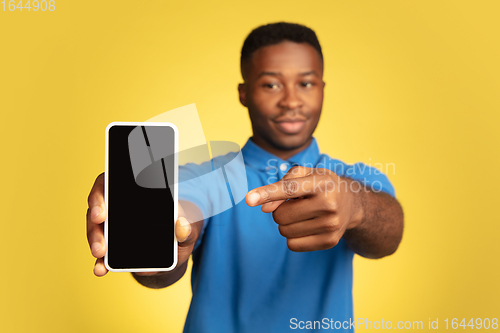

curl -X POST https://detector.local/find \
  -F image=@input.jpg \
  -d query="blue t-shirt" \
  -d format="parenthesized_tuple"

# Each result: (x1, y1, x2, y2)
(179, 138, 395, 333)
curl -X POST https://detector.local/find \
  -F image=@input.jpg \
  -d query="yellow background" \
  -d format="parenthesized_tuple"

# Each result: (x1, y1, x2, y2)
(1, 0, 499, 332)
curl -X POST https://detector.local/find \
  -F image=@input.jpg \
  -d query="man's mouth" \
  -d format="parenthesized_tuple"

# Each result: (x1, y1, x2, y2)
(274, 118, 307, 135)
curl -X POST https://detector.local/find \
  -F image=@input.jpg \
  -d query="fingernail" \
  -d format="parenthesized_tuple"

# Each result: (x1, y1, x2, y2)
(248, 191, 260, 205)
(91, 206, 102, 219)
(91, 242, 102, 254)
(179, 216, 190, 228)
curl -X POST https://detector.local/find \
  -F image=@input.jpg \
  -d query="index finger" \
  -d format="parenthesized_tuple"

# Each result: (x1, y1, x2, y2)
(87, 172, 106, 224)
(260, 166, 313, 213)
(245, 176, 317, 206)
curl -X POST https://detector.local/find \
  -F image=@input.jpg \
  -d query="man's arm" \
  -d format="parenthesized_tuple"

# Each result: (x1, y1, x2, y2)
(341, 178, 404, 259)
(245, 166, 404, 258)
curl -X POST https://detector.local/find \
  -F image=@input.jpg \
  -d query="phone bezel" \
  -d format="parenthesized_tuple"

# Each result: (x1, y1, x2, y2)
(104, 121, 178, 272)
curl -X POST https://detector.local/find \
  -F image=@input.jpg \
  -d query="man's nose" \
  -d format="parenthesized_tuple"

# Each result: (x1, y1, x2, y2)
(278, 85, 303, 110)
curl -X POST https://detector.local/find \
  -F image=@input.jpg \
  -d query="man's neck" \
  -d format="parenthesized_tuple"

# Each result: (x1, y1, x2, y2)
(250, 136, 312, 161)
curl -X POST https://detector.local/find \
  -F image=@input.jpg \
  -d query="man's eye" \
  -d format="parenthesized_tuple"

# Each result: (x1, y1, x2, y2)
(301, 82, 313, 88)
(263, 83, 279, 89)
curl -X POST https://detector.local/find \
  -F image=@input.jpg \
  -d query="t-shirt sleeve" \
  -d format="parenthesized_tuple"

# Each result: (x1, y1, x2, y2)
(333, 160, 396, 198)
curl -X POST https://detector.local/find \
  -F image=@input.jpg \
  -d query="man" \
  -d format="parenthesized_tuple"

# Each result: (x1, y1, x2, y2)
(87, 22, 404, 332)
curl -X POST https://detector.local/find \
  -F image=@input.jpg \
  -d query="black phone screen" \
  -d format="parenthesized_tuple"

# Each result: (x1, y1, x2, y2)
(106, 124, 176, 270)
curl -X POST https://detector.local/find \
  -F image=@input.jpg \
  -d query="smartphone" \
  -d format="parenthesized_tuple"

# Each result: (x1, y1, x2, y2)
(104, 122, 178, 272)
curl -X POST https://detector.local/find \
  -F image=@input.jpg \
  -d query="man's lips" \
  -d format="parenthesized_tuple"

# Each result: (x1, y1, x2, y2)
(274, 119, 307, 134)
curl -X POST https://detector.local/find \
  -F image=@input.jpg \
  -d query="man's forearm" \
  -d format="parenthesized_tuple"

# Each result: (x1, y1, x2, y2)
(343, 180, 404, 259)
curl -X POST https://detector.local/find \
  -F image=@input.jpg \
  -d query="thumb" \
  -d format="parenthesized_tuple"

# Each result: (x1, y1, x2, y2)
(175, 216, 192, 243)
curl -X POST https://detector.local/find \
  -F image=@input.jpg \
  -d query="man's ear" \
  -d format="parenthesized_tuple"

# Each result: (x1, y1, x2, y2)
(238, 83, 247, 107)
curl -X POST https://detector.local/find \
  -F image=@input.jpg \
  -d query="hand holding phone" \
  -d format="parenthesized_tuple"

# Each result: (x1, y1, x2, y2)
(86, 173, 199, 277)
(87, 122, 204, 278)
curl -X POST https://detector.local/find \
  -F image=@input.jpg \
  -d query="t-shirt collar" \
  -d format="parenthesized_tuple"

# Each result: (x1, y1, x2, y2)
(241, 137, 321, 171)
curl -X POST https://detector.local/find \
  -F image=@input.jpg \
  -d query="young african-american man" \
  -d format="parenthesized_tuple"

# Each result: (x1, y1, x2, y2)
(86, 22, 404, 333)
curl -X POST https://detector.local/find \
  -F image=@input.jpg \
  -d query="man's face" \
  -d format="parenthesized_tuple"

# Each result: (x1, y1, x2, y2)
(239, 41, 325, 152)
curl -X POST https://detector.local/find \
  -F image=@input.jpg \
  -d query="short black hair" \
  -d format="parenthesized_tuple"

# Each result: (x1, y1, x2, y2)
(240, 22, 323, 79)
